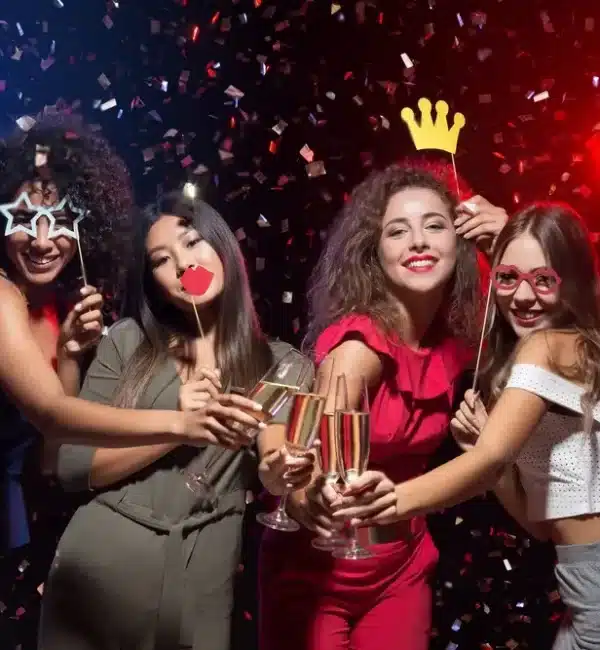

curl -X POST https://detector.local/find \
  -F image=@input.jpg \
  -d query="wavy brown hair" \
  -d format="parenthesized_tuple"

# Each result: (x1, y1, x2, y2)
(303, 162, 482, 351)
(113, 192, 273, 408)
(481, 202, 600, 429)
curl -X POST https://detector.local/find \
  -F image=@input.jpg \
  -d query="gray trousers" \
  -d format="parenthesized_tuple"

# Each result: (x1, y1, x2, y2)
(554, 540, 600, 650)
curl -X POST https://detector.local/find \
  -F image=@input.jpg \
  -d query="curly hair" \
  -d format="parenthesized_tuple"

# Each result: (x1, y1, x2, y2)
(303, 162, 482, 352)
(481, 202, 600, 432)
(0, 111, 134, 301)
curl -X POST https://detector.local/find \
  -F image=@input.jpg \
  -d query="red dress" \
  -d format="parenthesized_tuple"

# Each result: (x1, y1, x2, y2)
(259, 314, 471, 650)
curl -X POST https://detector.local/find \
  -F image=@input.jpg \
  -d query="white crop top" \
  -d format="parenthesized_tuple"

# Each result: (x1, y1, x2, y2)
(506, 364, 600, 522)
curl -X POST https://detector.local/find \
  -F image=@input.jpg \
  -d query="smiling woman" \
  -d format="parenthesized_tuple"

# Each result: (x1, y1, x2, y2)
(0, 112, 134, 649)
(0, 113, 135, 557)
(258, 162, 508, 650)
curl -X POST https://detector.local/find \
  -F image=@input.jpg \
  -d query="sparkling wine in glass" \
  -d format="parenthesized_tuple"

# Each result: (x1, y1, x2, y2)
(332, 374, 373, 560)
(311, 412, 348, 551)
(256, 389, 326, 531)
(184, 349, 311, 499)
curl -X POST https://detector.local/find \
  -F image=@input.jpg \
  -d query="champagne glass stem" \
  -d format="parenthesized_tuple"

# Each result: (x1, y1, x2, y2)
(256, 487, 299, 531)
(274, 491, 289, 519)
(346, 523, 359, 553)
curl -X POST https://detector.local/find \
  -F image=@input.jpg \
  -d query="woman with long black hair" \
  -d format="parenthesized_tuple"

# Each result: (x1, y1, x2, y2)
(39, 192, 312, 650)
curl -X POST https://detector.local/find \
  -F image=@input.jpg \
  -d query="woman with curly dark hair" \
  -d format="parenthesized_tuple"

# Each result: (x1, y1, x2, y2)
(0, 112, 132, 563)
(258, 162, 508, 650)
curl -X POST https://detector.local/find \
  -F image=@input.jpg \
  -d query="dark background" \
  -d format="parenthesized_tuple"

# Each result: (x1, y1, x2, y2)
(1, 0, 596, 646)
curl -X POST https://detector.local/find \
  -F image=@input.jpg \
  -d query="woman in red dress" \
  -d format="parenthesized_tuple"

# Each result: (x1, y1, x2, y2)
(258, 163, 508, 650)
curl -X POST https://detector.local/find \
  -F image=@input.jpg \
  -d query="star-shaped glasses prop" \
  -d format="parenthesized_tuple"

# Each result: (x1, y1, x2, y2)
(0, 192, 88, 240)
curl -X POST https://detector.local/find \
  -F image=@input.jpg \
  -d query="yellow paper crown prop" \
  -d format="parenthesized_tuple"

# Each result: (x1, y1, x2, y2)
(400, 98, 466, 155)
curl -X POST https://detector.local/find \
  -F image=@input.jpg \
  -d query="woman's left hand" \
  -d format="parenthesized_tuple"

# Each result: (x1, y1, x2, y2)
(330, 470, 400, 527)
(259, 446, 318, 496)
(58, 285, 104, 358)
(454, 195, 508, 254)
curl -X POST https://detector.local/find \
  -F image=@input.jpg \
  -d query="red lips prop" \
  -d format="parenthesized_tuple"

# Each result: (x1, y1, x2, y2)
(181, 265, 214, 296)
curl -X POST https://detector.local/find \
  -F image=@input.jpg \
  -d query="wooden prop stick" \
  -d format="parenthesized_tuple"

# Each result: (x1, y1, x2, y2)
(180, 265, 214, 339)
(451, 153, 461, 201)
(190, 301, 205, 339)
(73, 221, 89, 288)
(471, 284, 494, 393)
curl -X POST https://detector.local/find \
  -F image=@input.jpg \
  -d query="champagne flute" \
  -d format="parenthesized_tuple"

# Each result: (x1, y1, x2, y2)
(256, 385, 326, 531)
(183, 349, 311, 499)
(311, 412, 348, 551)
(331, 374, 373, 560)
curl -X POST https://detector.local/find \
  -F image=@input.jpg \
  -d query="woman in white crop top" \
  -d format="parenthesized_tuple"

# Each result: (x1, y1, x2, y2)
(324, 202, 600, 650)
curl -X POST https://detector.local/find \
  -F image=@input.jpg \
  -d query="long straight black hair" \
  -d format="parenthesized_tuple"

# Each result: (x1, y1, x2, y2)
(113, 191, 273, 408)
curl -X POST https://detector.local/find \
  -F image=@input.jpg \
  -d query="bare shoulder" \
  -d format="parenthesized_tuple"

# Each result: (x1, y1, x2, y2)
(514, 329, 580, 370)
(325, 338, 383, 384)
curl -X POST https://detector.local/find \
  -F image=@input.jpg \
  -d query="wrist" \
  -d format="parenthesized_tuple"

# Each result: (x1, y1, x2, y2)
(174, 410, 212, 445)
(393, 483, 410, 521)
(169, 410, 188, 440)
(57, 345, 80, 365)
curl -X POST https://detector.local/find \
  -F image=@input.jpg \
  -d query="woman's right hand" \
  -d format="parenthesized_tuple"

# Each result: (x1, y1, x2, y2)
(288, 475, 342, 537)
(450, 389, 488, 453)
(182, 393, 266, 450)
(178, 367, 223, 412)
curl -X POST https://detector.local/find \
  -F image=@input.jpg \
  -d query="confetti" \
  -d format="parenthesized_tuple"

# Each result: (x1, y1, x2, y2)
(0, 2, 587, 649)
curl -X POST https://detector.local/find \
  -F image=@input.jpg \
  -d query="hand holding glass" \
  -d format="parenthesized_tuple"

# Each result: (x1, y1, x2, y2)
(311, 412, 348, 551)
(256, 384, 325, 531)
(184, 349, 311, 499)
(331, 374, 373, 560)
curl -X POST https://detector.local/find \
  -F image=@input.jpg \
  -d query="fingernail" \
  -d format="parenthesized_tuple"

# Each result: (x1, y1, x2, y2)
(252, 402, 263, 411)
(74, 303, 82, 312)
(80, 287, 88, 295)
(258, 422, 267, 429)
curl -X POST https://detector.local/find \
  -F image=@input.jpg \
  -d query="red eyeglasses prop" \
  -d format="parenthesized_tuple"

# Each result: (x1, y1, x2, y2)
(491, 265, 562, 297)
